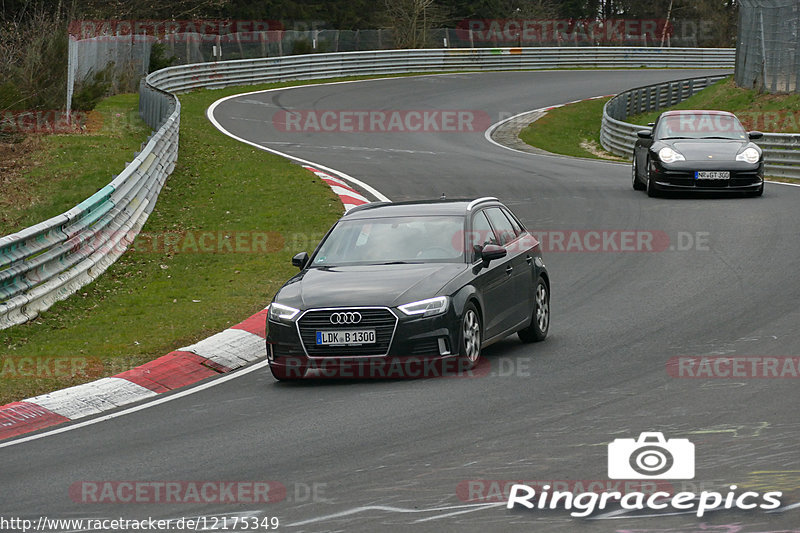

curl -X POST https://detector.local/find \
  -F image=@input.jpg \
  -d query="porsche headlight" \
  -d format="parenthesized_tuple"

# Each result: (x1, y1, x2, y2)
(657, 147, 686, 163)
(268, 302, 300, 322)
(736, 147, 760, 164)
(398, 296, 449, 317)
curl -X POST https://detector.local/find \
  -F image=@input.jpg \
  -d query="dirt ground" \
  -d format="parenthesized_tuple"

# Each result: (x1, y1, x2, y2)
(0, 136, 42, 233)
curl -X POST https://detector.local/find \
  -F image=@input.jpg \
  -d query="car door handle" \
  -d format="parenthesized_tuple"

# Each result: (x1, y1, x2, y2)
(526, 255, 533, 265)
(505, 266, 513, 275)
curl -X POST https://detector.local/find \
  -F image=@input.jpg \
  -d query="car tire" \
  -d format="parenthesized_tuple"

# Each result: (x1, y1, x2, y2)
(632, 156, 645, 191)
(646, 158, 660, 198)
(269, 361, 306, 381)
(519, 276, 550, 343)
(458, 303, 482, 369)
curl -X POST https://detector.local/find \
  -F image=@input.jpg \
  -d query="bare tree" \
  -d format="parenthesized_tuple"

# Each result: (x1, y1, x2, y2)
(1, 2, 72, 111)
(384, 0, 448, 48)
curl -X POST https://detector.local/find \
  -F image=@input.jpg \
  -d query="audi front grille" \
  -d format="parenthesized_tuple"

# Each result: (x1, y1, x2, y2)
(296, 307, 398, 357)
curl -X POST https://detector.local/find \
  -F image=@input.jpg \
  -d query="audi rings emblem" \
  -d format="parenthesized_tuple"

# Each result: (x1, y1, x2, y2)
(330, 311, 362, 325)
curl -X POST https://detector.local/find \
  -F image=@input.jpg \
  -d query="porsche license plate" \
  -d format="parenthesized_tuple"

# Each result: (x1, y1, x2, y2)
(316, 330, 376, 345)
(695, 171, 730, 180)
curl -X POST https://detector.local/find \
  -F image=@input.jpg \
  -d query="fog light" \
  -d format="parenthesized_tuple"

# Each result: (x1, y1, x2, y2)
(438, 337, 451, 356)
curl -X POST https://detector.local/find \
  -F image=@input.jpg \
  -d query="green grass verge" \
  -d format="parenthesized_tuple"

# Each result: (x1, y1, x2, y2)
(628, 77, 800, 132)
(518, 97, 619, 160)
(0, 95, 152, 235)
(0, 79, 370, 404)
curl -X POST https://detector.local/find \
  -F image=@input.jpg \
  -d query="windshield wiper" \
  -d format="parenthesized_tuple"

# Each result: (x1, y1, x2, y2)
(660, 136, 692, 140)
(698, 136, 737, 140)
(375, 260, 422, 265)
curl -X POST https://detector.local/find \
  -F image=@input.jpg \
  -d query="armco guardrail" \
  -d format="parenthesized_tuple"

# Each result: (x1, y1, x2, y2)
(147, 47, 735, 93)
(601, 75, 800, 179)
(1, 47, 734, 329)
(0, 84, 179, 329)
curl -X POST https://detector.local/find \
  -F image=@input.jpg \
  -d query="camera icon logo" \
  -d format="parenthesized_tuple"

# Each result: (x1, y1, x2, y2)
(608, 432, 695, 479)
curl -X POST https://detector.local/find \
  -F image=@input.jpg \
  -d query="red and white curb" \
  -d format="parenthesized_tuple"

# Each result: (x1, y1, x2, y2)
(0, 308, 268, 441)
(304, 165, 369, 210)
(0, 167, 377, 442)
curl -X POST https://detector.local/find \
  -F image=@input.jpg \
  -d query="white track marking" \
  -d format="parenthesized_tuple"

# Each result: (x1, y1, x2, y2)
(206, 80, 398, 203)
(286, 502, 504, 527)
(412, 503, 506, 522)
(260, 141, 441, 155)
(0, 361, 268, 449)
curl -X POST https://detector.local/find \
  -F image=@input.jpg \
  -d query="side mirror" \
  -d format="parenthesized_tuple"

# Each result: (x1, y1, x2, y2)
(748, 131, 763, 140)
(637, 129, 653, 139)
(480, 244, 507, 267)
(292, 252, 309, 269)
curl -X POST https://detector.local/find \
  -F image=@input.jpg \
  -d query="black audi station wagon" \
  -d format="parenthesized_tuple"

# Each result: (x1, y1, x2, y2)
(266, 198, 549, 380)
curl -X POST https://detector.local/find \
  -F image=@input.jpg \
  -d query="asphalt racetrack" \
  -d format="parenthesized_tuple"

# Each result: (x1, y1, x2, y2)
(3, 69, 800, 532)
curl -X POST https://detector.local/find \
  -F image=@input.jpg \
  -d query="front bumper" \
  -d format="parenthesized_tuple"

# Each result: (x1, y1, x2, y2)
(266, 306, 464, 378)
(650, 159, 764, 191)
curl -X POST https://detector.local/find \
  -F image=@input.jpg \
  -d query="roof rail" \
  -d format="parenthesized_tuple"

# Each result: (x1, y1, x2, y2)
(466, 197, 498, 211)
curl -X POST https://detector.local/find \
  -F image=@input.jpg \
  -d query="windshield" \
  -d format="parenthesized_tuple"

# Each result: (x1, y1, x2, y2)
(655, 113, 748, 140)
(310, 215, 465, 267)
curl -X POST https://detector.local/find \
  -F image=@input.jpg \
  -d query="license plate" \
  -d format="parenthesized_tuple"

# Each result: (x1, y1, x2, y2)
(695, 171, 730, 180)
(316, 330, 376, 345)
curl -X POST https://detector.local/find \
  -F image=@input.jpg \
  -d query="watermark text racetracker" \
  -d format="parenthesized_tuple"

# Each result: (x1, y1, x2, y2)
(273, 110, 493, 133)
(272, 355, 533, 379)
(456, 18, 715, 44)
(459, 230, 710, 253)
(70, 480, 328, 504)
(69, 19, 283, 41)
(0, 355, 104, 380)
(459, 479, 674, 502)
(668, 356, 800, 378)
(69, 229, 710, 257)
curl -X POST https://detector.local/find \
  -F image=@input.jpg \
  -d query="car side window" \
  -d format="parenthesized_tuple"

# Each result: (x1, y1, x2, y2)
(502, 208, 525, 237)
(484, 208, 517, 246)
(470, 211, 497, 262)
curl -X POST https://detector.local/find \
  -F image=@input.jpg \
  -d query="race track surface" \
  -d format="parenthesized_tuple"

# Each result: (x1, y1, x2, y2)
(3, 69, 800, 532)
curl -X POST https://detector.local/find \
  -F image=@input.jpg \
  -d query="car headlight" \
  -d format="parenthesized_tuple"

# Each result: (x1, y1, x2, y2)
(657, 147, 686, 163)
(398, 296, 449, 317)
(736, 147, 760, 164)
(268, 302, 300, 322)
